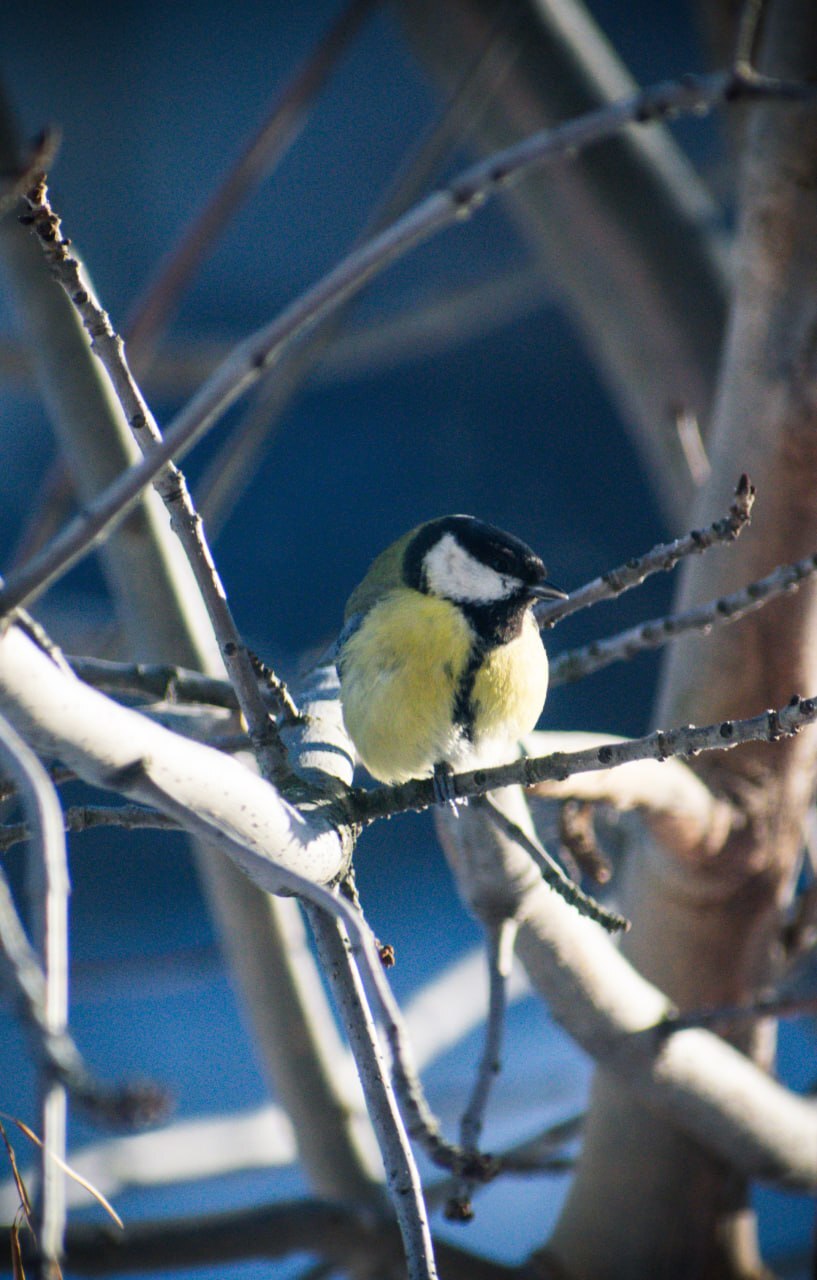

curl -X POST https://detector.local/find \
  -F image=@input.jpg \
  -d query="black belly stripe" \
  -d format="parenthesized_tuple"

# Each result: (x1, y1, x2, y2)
(452, 641, 486, 742)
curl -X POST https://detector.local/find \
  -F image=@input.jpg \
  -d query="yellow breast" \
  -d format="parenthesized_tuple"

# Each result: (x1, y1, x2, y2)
(339, 589, 472, 782)
(470, 611, 550, 747)
(338, 589, 549, 784)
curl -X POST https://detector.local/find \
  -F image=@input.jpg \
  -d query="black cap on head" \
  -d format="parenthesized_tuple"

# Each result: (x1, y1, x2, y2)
(403, 515, 549, 593)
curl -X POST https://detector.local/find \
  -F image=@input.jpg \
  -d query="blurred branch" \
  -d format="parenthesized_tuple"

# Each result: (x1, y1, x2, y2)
(447, 920, 514, 1221)
(0, 66, 795, 619)
(197, 7, 525, 534)
(659, 988, 817, 1035)
(126, 0, 379, 365)
(0, 264, 555, 398)
(0, 947, 538, 1213)
(427, 1113, 581, 1209)
(32, 1199, 521, 1279)
(0, 713, 68, 1277)
(399, 0, 731, 519)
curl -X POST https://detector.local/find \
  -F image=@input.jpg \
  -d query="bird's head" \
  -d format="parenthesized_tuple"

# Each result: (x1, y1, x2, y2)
(402, 515, 565, 609)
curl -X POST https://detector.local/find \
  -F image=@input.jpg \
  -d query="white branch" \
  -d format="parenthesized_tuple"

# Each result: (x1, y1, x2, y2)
(0, 625, 345, 888)
(0, 715, 68, 1272)
(436, 791, 817, 1188)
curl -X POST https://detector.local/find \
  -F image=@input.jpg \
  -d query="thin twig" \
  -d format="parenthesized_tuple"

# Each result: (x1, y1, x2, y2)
(0, 125, 60, 218)
(427, 1113, 581, 1208)
(537, 473, 755, 629)
(20, 179, 297, 784)
(0, 804, 179, 855)
(305, 906, 438, 1280)
(549, 544, 817, 686)
(447, 921, 514, 1221)
(1, 70, 799, 619)
(480, 797, 628, 934)
(126, 0, 379, 362)
(69, 656, 240, 709)
(0, 714, 68, 1276)
(657, 989, 817, 1036)
(351, 693, 817, 824)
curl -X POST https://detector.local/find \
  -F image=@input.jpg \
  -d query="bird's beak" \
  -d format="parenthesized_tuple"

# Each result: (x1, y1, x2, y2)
(529, 581, 569, 601)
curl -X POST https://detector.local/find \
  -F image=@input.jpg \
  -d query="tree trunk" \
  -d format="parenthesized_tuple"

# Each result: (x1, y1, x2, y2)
(543, 3, 817, 1276)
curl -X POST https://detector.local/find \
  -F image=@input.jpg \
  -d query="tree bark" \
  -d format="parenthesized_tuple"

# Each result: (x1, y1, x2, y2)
(543, 3, 817, 1276)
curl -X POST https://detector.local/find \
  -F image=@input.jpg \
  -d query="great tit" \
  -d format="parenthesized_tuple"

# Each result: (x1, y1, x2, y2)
(337, 515, 566, 787)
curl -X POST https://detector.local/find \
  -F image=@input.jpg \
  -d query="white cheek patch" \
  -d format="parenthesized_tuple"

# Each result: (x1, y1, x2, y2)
(424, 533, 516, 602)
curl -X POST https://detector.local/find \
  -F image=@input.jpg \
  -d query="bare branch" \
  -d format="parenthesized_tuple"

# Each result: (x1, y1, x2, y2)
(0, 622, 349, 887)
(0, 804, 179, 855)
(550, 545, 817, 686)
(516, 878, 817, 1189)
(68, 656, 240, 709)
(537, 473, 755, 629)
(20, 178, 294, 785)
(436, 788, 817, 1189)
(351, 693, 817, 823)
(523, 731, 734, 862)
(305, 907, 438, 1280)
(447, 920, 514, 1221)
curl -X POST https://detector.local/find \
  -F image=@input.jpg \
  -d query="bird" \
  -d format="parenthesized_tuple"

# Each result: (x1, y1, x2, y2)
(336, 515, 567, 792)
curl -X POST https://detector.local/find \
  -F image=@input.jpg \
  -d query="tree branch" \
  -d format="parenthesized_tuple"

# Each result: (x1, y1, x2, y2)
(550, 543, 817, 686)
(21, 178, 295, 783)
(434, 786, 817, 1191)
(352, 693, 817, 823)
(1, 69, 801, 618)
(537, 473, 755, 628)
(22, 1198, 521, 1279)
(0, 714, 68, 1276)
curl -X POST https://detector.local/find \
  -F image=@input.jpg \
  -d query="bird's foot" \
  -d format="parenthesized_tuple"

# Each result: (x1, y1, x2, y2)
(432, 762, 466, 815)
